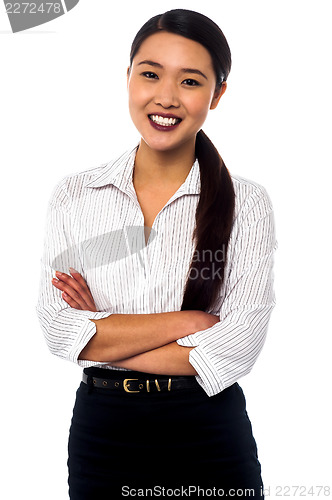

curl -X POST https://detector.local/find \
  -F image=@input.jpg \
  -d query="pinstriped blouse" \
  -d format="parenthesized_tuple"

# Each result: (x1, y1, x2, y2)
(36, 145, 277, 397)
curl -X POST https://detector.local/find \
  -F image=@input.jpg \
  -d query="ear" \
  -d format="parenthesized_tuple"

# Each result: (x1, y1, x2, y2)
(210, 82, 227, 110)
(127, 66, 131, 87)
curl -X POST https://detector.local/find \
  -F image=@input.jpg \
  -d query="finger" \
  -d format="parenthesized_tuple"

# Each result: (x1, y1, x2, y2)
(66, 271, 98, 311)
(54, 271, 96, 310)
(52, 277, 97, 312)
(68, 268, 96, 302)
(61, 270, 95, 305)
(62, 292, 82, 310)
(52, 277, 92, 310)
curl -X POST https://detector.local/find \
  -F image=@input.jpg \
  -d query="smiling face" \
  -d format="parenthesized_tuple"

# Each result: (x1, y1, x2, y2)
(127, 31, 226, 154)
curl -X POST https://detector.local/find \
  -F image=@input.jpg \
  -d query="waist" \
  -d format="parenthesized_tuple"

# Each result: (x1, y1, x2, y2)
(83, 367, 200, 393)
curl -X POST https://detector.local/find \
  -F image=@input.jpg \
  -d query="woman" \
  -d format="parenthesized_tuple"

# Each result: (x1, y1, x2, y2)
(37, 8, 276, 498)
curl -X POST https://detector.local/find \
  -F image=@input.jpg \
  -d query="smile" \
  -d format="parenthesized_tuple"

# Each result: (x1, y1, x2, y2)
(148, 114, 182, 132)
(149, 114, 181, 126)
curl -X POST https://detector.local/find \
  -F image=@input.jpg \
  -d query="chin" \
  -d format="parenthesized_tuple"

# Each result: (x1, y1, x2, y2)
(146, 141, 177, 152)
(140, 134, 176, 151)
(142, 132, 195, 154)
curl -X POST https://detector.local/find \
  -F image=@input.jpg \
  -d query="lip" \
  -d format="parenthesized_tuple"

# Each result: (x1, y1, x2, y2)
(148, 112, 182, 132)
(148, 112, 182, 120)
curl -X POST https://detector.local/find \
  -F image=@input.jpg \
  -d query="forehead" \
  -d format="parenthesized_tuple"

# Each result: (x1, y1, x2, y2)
(133, 31, 214, 73)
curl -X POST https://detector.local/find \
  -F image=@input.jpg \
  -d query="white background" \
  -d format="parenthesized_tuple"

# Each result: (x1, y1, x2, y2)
(1, 1, 331, 498)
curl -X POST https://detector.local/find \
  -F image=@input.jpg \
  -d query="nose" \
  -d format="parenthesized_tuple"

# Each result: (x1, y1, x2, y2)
(153, 79, 180, 109)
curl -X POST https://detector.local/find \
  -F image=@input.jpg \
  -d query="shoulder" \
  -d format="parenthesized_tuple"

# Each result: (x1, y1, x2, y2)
(56, 162, 108, 192)
(230, 173, 274, 222)
(48, 146, 137, 209)
(47, 162, 108, 211)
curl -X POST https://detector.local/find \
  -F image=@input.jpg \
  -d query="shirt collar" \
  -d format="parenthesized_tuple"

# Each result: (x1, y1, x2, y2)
(84, 144, 201, 196)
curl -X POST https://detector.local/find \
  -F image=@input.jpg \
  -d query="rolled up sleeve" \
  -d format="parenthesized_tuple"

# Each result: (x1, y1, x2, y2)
(177, 185, 277, 397)
(36, 179, 112, 367)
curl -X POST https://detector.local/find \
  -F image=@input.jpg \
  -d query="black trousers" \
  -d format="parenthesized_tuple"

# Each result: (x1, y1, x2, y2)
(67, 367, 264, 499)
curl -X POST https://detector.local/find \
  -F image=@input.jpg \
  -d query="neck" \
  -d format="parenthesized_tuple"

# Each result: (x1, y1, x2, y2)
(133, 138, 196, 187)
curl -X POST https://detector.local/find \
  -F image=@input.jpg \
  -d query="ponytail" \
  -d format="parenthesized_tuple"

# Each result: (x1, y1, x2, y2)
(180, 130, 235, 311)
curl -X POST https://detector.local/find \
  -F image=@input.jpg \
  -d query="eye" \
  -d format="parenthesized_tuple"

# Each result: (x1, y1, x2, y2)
(182, 79, 200, 87)
(141, 71, 159, 79)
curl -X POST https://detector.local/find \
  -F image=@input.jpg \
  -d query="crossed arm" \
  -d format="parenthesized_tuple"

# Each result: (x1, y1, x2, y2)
(52, 270, 219, 376)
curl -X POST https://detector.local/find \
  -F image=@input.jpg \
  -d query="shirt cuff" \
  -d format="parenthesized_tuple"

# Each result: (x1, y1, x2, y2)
(65, 309, 112, 366)
(177, 336, 225, 397)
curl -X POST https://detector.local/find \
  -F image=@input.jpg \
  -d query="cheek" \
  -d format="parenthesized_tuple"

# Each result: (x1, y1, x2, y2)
(128, 81, 151, 109)
(184, 93, 212, 122)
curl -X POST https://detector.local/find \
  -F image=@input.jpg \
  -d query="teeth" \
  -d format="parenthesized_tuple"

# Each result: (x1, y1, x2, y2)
(150, 115, 180, 126)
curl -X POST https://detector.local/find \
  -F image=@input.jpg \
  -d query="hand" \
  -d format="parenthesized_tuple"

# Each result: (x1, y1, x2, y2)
(51, 268, 98, 311)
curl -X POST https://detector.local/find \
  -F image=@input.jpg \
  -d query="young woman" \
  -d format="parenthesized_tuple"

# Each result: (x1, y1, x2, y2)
(37, 8, 276, 499)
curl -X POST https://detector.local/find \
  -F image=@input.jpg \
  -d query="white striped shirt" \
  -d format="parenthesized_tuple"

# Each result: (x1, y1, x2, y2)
(36, 145, 277, 397)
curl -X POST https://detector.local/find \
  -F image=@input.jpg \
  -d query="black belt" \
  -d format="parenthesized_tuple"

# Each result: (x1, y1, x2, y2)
(82, 372, 199, 393)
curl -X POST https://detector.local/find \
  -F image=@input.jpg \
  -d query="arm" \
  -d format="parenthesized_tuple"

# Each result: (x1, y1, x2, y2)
(112, 342, 198, 375)
(79, 311, 216, 362)
(51, 269, 198, 373)
(36, 179, 112, 366)
(176, 185, 278, 396)
(52, 270, 220, 364)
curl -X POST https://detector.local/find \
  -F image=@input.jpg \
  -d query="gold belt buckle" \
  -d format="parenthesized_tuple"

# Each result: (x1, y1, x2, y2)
(123, 378, 140, 393)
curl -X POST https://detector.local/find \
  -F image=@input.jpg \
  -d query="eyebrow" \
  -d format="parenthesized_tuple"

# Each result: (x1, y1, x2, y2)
(137, 60, 208, 80)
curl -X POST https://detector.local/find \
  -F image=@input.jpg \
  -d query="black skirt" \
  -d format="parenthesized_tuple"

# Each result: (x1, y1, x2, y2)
(67, 367, 264, 499)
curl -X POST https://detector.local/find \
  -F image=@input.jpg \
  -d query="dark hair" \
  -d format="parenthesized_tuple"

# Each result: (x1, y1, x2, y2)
(130, 9, 235, 312)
